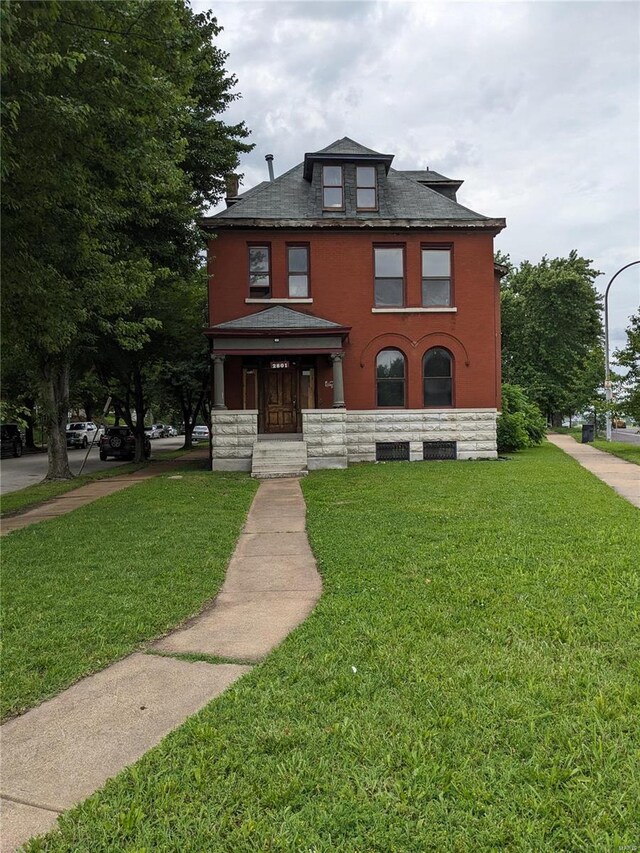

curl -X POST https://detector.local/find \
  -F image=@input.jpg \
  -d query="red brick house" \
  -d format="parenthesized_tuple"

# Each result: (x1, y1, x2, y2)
(202, 138, 506, 474)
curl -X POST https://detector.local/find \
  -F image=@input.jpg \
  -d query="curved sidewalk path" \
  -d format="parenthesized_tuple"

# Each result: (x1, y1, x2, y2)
(1, 478, 321, 852)
(547, 433, 639, 508)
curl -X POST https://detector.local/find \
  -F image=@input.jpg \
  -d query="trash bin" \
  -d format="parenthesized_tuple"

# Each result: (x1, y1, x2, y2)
(581, 424, 595, 443)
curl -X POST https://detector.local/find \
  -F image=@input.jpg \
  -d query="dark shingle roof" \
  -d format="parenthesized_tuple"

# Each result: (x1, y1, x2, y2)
(203, 138, 504, 229)
(212, 306, 344, 331)
(399, 169, 460, 184)
(310, 137, 390, 158)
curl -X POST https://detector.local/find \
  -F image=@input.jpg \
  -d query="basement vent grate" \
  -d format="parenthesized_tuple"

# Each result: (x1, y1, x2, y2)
(376, 442, 410, 462)
(423, 441, 457, 461)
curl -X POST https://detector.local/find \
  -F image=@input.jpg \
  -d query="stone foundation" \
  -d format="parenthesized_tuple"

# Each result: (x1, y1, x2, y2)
(302, 409, 347, 470)
(211, 410, 257, 471)
(345, 409, 498, 461)
(211, 408, 497, 470)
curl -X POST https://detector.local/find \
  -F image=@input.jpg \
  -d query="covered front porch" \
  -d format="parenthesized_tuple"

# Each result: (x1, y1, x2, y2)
(205, 307, 351, 473)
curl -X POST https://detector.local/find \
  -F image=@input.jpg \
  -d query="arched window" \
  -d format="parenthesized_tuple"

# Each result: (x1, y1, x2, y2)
(423, 348, 453, 407)
(376, 349, 406, 407)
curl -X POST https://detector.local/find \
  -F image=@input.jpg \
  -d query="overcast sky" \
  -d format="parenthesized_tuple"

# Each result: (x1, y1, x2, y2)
(196, 0, 639, 356)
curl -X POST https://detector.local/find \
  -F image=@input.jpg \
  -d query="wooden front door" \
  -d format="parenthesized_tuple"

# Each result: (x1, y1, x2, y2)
(262, 368, 299, 433)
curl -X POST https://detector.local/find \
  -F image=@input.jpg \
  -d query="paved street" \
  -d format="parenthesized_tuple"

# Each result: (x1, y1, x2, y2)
(612, 428, 640, 445)
(0, 437, 195, 496)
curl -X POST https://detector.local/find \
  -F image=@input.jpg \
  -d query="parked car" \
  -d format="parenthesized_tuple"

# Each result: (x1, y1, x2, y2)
(144, 424, 165, 439)
(100, 427, 151, 461)
(66, 421, 101, 449)
(192, 425, 210, 441)
(612, 418, 626, 429)
(165, 425, 178, 437)
(0, 423, 23, 458)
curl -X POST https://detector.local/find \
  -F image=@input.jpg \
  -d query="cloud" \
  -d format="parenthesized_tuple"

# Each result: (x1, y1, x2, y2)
(199, 0, 639, 350)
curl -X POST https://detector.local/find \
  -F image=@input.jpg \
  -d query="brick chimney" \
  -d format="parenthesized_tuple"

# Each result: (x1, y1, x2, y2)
(225, 173, 240, 207)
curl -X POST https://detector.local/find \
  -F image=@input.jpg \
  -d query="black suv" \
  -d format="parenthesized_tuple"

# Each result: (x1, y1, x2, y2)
(1, 424, 24, 458)
(99, 427, 151, 461)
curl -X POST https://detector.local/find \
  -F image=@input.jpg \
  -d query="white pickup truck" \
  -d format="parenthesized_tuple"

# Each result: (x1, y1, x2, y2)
(65, 421, 103, 449)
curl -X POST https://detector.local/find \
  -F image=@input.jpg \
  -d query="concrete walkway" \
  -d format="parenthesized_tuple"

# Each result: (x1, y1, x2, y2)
(0, 479, 321, 852)
(547, 433, 640, 508)
(0, 449, 209, 537)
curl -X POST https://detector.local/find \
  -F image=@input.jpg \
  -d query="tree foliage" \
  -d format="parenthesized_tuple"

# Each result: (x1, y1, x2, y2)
(1, 1, 250, 473)
(614, 312, 640, 424)
(497, 384, 546, 453)
(500, 251, 604, 424)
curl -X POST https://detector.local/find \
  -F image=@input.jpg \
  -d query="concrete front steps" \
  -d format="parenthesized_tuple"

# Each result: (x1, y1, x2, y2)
(251, 440, 308, 479)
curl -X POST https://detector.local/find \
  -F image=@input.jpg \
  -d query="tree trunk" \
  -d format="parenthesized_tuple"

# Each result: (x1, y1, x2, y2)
(41, 360, 73, 480)
(24, 399, 37, 449)
(132, 362, 147, 463)
(181, 400, 193, 449)
(551, 412, 563, 428)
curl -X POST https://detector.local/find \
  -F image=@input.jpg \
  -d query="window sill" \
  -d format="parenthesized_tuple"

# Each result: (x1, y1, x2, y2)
(371, 307, 457, 313)
(246, 298, 313, 304)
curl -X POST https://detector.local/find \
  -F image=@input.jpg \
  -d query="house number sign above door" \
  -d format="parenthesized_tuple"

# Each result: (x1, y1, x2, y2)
(270, 360, 290, 369)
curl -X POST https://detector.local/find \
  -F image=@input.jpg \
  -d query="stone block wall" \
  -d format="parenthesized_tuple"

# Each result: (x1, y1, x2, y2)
(302, 409, 348, 470)
(345, 409, 498, 462)
(211, 410, 258, 471)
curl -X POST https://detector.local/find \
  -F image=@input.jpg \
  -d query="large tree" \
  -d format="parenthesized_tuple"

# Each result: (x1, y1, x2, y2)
(613, 312, 640, 424)
(1, 1, 250, 473)
(500, 251, 604, 425)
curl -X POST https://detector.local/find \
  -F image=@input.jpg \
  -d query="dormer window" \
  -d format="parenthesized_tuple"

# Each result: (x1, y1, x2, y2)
(322, 165, 343, 209)
(356, 166, 377, 210)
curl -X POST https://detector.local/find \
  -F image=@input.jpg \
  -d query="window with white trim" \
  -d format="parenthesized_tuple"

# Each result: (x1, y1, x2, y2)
(287, 245, 309, 297)
(374, 246, 404, 307)
(248, 245, 270, 297)
(422, 248, 452, 307)
(356, 166, 377, 210)
(322, 165, 343, 209)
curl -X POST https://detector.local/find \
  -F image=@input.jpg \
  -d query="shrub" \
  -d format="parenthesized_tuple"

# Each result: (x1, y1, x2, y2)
(498, 384, 546, 452)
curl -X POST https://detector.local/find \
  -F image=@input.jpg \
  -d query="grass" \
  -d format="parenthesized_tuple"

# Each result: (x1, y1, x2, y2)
(26, 444, 639, 851)
(1, 470, 257, 720)
(553, 427, 640, 465)
(0, 444, 201, 518)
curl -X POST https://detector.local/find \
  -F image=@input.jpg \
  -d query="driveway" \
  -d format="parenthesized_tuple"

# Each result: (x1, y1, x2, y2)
(0, 437, 191, 496)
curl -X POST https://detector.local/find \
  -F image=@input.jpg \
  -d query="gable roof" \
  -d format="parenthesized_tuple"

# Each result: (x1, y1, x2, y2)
(210, 306, 346, 332)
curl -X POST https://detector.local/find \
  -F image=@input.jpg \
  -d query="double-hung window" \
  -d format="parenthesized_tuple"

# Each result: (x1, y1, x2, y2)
(376, 349, 406, 407)
(356, 166, 377, 210)
(424, 348, 453, 406)
(248, 245, 271, 297)
(374, 246, 404, 307)
(287, 245, 309, 297)
(422, 248, 452, 306)
(322, 165, 343, 209)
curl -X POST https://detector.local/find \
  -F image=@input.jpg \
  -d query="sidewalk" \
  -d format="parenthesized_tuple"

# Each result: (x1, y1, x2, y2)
(0, 478, 321, 852)
(0, 448, 209, 537)
(546, 433, 640, 508)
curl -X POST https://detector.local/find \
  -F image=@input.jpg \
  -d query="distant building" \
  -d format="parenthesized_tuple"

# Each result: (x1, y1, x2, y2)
(202, 137, 506, 472)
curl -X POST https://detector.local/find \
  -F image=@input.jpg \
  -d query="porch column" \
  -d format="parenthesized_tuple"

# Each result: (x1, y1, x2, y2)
(330, 353, 345, 408)
(212, 354, 227, 410)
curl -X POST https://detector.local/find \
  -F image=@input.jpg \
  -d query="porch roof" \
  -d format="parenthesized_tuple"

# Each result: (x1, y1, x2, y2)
(205, 306, 351, 338)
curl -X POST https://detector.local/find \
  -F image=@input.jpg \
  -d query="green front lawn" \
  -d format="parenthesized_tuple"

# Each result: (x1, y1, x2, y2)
(0, 445, 201, 518)
(1, 471, 257, 720)
(29, 444, 639, 851)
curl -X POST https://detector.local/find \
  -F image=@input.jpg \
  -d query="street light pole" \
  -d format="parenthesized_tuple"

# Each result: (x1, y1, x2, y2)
(604, 260, 640, 441)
